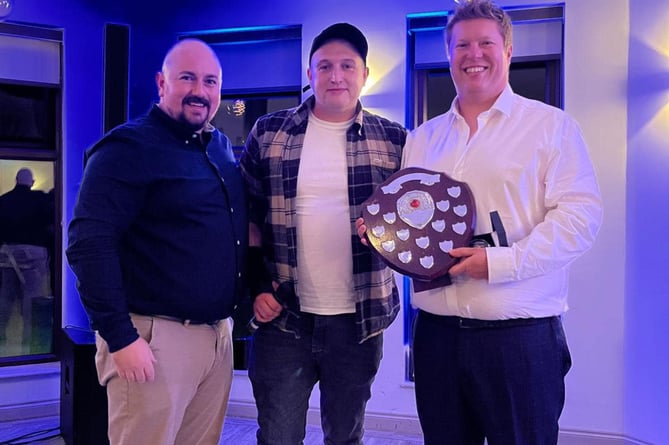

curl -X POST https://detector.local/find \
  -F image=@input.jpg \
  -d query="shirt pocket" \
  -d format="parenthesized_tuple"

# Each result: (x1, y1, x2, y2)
(370, 155, 400, 185)
(370, 157, 398, 170)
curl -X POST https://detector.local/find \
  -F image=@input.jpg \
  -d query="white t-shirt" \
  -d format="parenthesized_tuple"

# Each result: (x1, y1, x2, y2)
(403, 85, 603, 319)
(295, 112, 356, 315)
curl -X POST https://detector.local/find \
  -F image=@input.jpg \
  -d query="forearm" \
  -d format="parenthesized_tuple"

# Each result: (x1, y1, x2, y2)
(488, 154, 602, 283)
(66, 150, 144, 352)
(66, 228, 138, 352)
(247, 222, 275, 300)
(249, 222, 262, 247)
(488, 196, 602, 284)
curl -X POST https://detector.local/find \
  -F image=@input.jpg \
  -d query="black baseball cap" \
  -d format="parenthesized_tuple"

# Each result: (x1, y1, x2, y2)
(309, 23, 368, 64)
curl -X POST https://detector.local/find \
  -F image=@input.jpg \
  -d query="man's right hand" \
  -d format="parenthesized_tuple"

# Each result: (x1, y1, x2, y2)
(356, 217, 369, 247)
(253, 292, 283, 323)
(111, 337, 157, 383)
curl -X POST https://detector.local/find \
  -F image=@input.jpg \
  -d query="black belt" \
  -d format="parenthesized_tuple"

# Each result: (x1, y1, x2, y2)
(150, 314, 220, 326)
(419, 310, 557, 329)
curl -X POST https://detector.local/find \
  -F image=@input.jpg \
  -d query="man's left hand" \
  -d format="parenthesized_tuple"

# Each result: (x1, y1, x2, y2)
(448, 247, 489, 280)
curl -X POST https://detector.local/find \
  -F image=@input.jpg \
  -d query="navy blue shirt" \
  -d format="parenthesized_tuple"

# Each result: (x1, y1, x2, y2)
(0, 184, 52, 247)
(67, 105, 247, 352)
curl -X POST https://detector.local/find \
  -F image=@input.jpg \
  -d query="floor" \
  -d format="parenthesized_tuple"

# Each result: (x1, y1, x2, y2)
(1, 299, 423, 444)
(0, 299, 422, 444)
(0, 415, 424, 444)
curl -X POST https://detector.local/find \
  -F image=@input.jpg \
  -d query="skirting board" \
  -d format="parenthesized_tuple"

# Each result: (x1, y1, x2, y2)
(0, 399, 657, 445)
(226, 400, 655, 445)
(0, 401, 59, 422)
(559, 431, 656, 445)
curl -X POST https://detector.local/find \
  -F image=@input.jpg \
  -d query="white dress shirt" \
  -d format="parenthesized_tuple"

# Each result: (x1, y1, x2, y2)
(402, 85, 603, 319)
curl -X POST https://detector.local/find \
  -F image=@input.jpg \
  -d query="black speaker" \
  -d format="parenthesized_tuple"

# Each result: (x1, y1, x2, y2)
(60, 327, 109, 445)
(103, 23, 130, 133)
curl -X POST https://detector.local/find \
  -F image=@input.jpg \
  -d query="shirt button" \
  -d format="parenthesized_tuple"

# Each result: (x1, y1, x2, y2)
(236, 240, 241, 245)
(192, 134, 197, 138)
(185, 140, 189, 144)
(230, 207, 234, 213)
(238, 272, 242, 278)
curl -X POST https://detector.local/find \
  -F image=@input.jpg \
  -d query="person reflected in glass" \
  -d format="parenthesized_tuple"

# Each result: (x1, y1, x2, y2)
(0, 168, 52, 352)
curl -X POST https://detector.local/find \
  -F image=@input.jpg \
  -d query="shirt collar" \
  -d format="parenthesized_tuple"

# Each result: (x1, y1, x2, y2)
(492, 84, 514, 118)
(448, 84, 514, 119)
(149, 104, 216, 142)
(298, 95, 365, 131)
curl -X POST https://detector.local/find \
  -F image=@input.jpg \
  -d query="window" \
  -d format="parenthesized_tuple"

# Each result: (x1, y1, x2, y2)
(0, 81, 59, 150)
(417, 56, 562, 123)
(211, 90, 301, 159)
(0, 23, 62, 366)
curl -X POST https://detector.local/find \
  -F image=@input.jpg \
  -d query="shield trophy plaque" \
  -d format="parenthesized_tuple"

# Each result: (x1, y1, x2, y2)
(361, 167, 476, 291)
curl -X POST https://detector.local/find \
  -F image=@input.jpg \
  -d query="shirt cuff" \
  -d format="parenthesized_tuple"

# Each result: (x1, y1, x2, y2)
(486, 246, 516, 284)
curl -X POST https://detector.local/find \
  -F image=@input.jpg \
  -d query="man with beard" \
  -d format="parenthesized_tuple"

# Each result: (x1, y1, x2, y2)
(66, 39, 247, 445)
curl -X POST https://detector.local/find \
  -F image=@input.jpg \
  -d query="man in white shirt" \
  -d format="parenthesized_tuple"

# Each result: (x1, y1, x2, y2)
(360, 1, 602, 444)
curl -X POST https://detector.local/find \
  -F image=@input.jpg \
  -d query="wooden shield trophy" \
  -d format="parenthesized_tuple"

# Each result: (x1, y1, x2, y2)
(362, 167, 476, 291)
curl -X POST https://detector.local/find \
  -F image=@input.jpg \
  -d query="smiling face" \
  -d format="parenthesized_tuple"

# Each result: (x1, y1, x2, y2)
(447, 18, 512, 107)
(307, 39, 368, 122)
(156, 40, 222, 132)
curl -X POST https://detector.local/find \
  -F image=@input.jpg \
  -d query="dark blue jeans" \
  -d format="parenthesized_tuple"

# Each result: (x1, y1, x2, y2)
(413, 311, 571, 445)
(248, 312, 383, 445)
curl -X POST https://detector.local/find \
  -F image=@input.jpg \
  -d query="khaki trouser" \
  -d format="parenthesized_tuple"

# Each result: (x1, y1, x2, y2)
(96, 314, 233, 445)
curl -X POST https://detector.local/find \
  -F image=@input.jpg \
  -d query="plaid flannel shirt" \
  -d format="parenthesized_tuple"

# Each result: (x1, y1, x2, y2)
(240, 96, 407, 342)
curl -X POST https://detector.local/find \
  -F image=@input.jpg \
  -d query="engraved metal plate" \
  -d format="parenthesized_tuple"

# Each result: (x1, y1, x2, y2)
(362, 167, 476, 283)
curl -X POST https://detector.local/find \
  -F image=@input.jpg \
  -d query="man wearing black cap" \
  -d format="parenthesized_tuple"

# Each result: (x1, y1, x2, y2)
(240, 22, 407, 445)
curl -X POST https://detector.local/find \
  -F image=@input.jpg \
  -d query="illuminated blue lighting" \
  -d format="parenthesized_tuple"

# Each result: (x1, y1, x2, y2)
(411, 27, 448, 33)
(181, 24, 297, 35)
(178, 24, 301, 46)
(407, 11, 448, 19)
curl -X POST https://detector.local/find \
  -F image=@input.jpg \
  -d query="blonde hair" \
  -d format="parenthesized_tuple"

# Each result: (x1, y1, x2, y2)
(445, 0, 513, 49)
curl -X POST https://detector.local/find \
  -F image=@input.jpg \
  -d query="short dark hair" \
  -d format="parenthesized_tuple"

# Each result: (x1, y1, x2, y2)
(445, 0, 513, 49)
(309, 23, 368, 64)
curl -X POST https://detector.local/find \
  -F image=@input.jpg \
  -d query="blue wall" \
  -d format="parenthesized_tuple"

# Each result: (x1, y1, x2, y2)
(625, 0, 669, 443)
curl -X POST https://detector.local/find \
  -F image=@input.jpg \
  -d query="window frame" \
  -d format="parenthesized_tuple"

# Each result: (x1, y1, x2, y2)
(0, 22, 63, 367)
